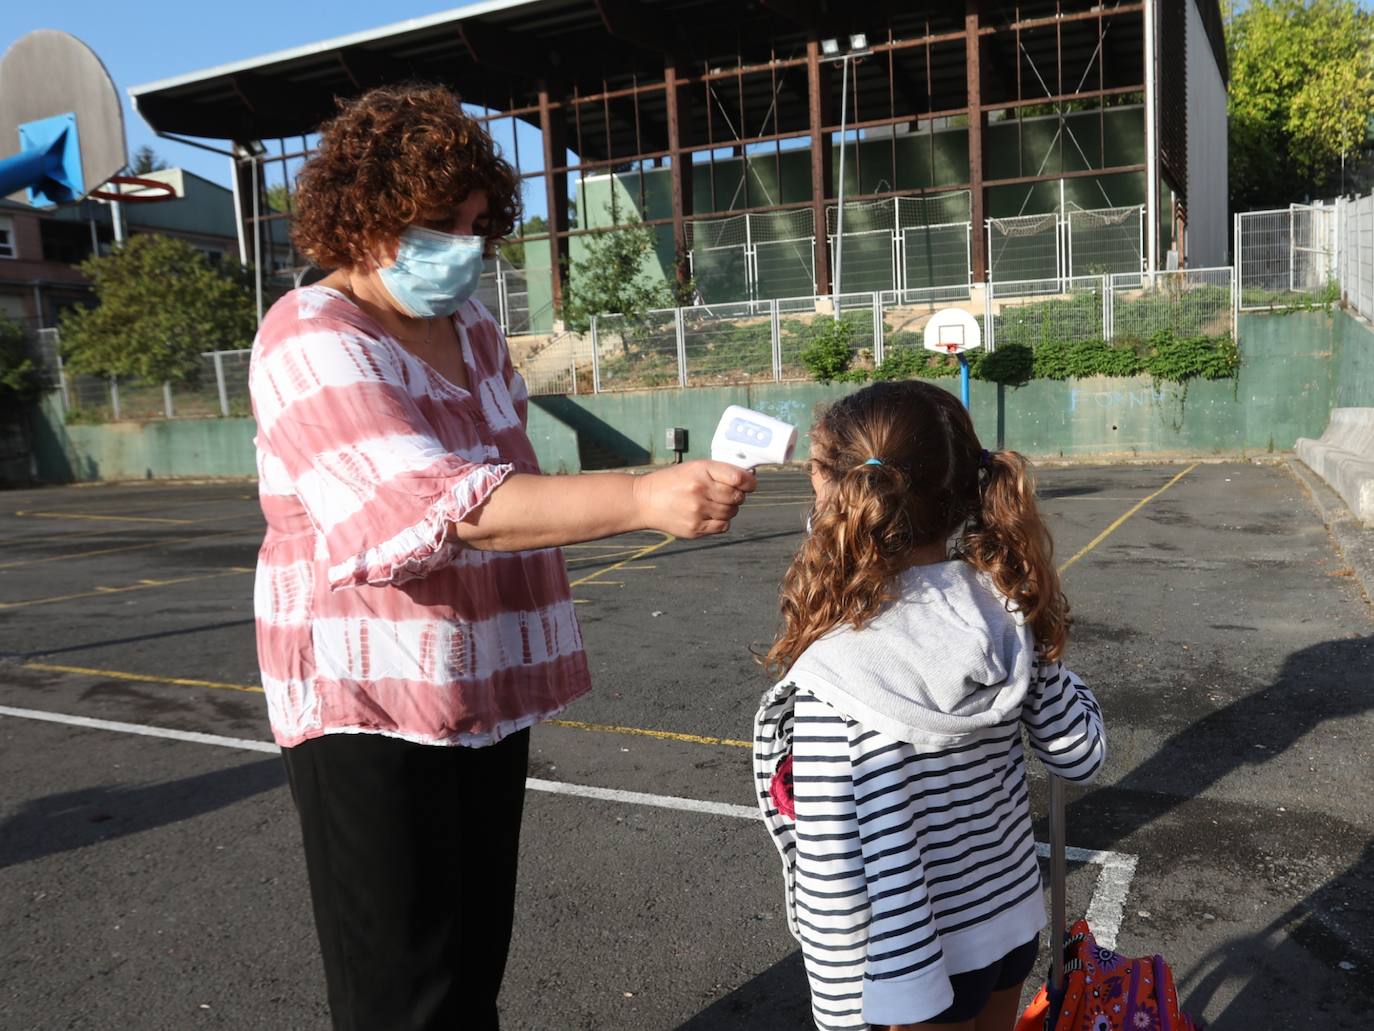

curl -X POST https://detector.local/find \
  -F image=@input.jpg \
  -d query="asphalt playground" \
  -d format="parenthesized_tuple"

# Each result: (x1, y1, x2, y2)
(1, 460, 1372, 1030)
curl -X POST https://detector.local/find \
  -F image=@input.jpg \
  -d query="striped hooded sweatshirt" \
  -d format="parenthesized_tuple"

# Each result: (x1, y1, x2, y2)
(753, 560, 1106, 1030)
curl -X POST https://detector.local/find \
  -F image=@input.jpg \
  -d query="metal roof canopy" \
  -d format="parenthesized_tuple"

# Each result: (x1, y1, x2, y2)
(128, 0, 1159, 156)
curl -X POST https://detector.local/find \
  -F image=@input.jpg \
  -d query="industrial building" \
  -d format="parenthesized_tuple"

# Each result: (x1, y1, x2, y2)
(130, 0, 1228, 334)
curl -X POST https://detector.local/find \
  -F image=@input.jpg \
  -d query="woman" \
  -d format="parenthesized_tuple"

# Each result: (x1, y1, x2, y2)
(249, 84, 754, 1030)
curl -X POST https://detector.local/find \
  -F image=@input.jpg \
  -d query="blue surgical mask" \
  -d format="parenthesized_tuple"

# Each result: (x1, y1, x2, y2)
(377, 226, 485, 318)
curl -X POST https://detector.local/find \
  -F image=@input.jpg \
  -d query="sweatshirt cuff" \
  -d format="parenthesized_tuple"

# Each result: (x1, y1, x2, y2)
(863, 968, 954, 1026)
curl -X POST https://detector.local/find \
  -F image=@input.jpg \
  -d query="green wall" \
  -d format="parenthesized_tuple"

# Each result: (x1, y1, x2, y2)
(1334, 308, 1374, 408)
(542, 317, 1331, 466)
(31, 310, 1364, 484)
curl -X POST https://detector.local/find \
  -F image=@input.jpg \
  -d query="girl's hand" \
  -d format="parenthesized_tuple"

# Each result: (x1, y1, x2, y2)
(632, 461, 757, 538)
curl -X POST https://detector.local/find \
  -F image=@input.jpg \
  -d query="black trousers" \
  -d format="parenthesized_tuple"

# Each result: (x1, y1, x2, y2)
(281, 729, 531, 1031)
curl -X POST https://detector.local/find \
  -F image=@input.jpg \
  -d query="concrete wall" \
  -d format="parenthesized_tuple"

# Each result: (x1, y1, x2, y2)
(1335, 310, 1374, 408)
(30, 310, 1358, 484)
(548, 315, 1332, 465)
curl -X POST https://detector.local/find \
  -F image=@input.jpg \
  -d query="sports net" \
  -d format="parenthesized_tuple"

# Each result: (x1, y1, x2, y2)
(1066, 205, 1144, 277)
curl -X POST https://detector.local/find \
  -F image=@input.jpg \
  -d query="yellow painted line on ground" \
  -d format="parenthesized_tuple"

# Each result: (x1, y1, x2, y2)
(1058, 464, 1198, 575)
(0, 528, 259, 570)
(23, 662, 264, 694)
(20, 661, 751, 750)
(0, 567, 255, 611)
(13, 509, 199, 525)
(544, 718, 750, 749)
(568, 532, 674, 588)
(579, 580, 624, 587)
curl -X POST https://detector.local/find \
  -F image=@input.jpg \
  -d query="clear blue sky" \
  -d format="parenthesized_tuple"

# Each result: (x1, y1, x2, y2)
(1, 2, 496, 191)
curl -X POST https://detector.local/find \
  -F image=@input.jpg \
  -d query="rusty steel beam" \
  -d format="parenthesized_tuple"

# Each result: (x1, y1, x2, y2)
(537, 81, 567, 314)
(982, 162, 1145, 189)
(664, 58, 693, 290)
(807, 36, 833, 297)
(980, 85, 1145, 113)
(966, 0, 986, 280)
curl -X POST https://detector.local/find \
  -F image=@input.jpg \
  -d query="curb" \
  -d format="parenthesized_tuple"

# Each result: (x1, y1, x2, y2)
(1286, 457, 1374, 607)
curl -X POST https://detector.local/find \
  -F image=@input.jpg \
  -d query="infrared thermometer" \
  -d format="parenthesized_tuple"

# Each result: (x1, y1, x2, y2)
(710, 405, 798, 469)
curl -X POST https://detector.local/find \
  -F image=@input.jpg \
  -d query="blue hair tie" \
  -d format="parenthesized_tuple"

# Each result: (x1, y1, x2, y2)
(864, 458, 884, 466)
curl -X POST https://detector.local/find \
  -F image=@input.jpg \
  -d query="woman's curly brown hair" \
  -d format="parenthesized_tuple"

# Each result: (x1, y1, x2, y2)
(764, 380, 1070, 678)
(291, 84, 522, 270)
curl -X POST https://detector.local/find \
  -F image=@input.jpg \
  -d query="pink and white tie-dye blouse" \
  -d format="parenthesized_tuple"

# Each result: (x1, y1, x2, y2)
(249, 285, 590, 748)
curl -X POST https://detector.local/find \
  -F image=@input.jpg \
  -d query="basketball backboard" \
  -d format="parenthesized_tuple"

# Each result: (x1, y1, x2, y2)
(0, 30, 126, 205)
(923, 307, 982, 355)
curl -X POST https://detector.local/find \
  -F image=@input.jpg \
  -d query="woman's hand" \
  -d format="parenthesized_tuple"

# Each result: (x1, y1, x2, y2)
(632, 461, 757, 538)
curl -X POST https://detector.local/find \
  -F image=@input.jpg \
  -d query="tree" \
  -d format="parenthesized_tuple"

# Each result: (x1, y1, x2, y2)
(559, 213, 684, 333)
(0, 314, 42, 407)
(266, 183, 293, 213)
(1228, 0, 1374, 209)
(129, 145, 169, 175)
(59, 235, 257, 384)
(499, 214, 547, 268)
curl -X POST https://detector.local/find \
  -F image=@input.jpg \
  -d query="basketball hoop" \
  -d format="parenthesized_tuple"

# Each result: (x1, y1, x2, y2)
(90, 174, 177, 203)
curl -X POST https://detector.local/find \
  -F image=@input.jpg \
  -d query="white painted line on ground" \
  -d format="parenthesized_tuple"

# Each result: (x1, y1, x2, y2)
(527, 778, 760, 820)
(0, 704, 1138, 947)
(0, 704, 280, 753)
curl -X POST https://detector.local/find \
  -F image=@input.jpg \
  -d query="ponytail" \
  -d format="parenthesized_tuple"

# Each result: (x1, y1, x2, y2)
(764, 459, 914, 677)
(764, 382, 1071, 677)
(957, 450, 1070, 661)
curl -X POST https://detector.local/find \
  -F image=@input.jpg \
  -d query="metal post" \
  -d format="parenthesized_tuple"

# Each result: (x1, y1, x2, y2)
(590, 316, 602, 393)
(569, 340, 579, 396)
(959, 354, 971, 409)
(675, 306, 688, 387)
(1049, 775, 1068, 993)
(214, 351, 230, 416)
(1102, 274, 1111, 341)
(872, 291, 884, 367)
(110, 377, 121, 421)
(770, 299, 782, 381)
(163, 381, 174, 419)
(251, 153, 264, 324)
(984, 277, 996, 352)
(1060, 178, 1068, 292)
(56, 351, 70, 410)
(1143, 0, 1158, 275)
(832, 53, 850, 320)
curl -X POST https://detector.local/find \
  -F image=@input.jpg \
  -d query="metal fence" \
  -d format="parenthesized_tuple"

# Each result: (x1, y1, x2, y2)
(1338, 192, 1374, 324)
(38, 269, 1239, 415)
(522, 269, 1235, 396)
(1235, 202, 1338, 310)
(475, 258, 553, 335)
(987, 206, 1146, 289)
(56, 347, 255, 422)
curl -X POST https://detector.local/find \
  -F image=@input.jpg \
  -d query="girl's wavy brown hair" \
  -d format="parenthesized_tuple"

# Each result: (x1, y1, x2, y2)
(291, 83, 521, 270)
(764, 380, 1069, 677)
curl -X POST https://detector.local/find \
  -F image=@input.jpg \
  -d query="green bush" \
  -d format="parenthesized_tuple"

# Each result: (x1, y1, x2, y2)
(974, 345, 1035, 386)
(800, 318, 855, 383)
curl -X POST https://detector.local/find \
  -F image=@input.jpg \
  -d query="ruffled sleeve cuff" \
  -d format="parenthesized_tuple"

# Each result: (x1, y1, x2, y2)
(326, 462, 515, 590)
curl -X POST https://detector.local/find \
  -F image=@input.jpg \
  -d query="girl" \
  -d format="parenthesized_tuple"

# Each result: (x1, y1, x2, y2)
(754, 381, 1107, 1031)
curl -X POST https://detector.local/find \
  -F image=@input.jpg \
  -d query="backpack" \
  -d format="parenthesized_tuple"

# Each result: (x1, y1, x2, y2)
(1016, 919, 1205, 1031)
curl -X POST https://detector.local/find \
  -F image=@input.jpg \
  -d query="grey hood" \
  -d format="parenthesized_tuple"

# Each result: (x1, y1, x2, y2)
(784, 560, 1035, 746)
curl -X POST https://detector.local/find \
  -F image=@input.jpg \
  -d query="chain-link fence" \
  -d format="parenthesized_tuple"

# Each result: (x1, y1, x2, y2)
(1338, 193, 1374, 324)
(1235, 203, 1337, 310)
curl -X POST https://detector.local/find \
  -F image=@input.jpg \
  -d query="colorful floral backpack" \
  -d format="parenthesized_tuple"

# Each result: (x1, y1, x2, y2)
(1016, 919, 1205, 1031)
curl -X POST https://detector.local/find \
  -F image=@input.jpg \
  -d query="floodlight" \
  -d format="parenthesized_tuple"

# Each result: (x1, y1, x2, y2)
(820, 37, 840, 57)
(849, 33, 869, 52)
